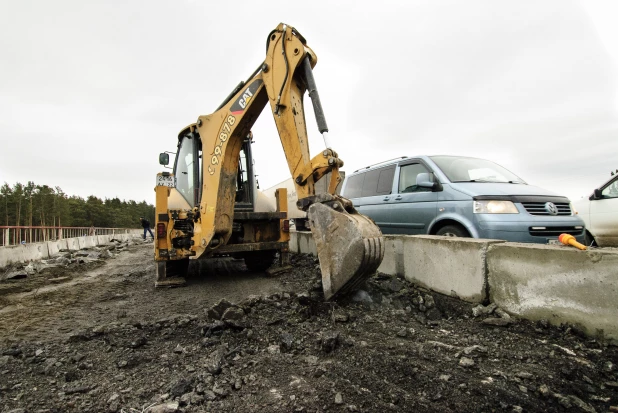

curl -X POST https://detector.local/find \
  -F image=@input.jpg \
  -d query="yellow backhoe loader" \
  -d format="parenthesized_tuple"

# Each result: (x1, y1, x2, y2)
(154, 23, 384, 300)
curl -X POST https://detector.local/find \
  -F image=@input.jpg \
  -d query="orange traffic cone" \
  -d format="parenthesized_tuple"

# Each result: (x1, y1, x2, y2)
(558, 233, 587, 250)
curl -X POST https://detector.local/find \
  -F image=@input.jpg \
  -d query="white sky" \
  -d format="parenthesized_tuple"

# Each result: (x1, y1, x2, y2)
(1, 0, 617, 204)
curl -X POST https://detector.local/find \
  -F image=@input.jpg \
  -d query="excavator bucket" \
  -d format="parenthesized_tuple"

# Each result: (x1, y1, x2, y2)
(307, 201, 384, 300)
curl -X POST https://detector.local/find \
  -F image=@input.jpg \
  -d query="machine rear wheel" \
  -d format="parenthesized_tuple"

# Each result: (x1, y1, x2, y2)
(244, 251, 276, 272)
(155, 259, 189, 287)
(166, 259, 189, 278)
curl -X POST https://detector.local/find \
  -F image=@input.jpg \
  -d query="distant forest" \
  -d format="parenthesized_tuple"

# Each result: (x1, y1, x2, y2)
(0, 182, 155, 228)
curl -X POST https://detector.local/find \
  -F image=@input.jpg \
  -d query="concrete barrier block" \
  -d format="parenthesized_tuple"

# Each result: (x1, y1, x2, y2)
(0, 245, 21, 268)
(58, 239, 68, 251)
(401, 235, 504, 303)
(82, 236, 97, 248)
(96, 235, 111, 245)
(488, 243, 618, 343)
(377, 236, 403, 276)
(295, 231, 317, 256)
(47, 240, 63, 257)
(113, 233, 131, 242)
(66, 238, 80, 251)
(289, 230, 317, 255)
(289, 231, 300, 253)
(20, 243, 50, 263)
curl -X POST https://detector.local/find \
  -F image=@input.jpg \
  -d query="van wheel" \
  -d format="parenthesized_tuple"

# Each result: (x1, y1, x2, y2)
(436, 225, 468, 238)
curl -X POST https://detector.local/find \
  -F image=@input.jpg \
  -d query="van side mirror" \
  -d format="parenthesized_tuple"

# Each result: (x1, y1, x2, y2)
(159, 153, 169, 166)
(416, 172, 442, 191)
(590, 188, 602, 200)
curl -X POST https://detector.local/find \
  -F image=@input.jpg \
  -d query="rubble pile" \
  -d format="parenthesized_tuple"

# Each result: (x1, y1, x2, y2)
(0, 253, 616, 412)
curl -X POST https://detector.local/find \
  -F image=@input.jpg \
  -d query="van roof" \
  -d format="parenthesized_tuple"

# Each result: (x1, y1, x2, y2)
(352, 155, 493, 174)
(353, 156, 409, 173)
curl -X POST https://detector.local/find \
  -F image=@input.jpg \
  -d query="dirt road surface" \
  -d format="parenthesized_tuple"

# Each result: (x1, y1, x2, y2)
(0, 239, 616, 412)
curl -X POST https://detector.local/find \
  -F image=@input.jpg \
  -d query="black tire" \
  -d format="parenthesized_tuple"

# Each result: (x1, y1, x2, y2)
(436, 224, 469, 238)
(166, 259, 189, 278)
(244, 251, 276, 272)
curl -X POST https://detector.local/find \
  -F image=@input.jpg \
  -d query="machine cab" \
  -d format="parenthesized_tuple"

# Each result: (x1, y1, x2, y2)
(159, 131, 256, 212)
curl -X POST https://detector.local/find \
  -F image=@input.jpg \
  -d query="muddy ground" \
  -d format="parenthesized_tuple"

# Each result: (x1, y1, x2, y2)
(0, 239, 617, 413)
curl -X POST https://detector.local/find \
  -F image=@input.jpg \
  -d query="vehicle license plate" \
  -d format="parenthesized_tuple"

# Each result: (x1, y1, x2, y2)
(156, 175, 176, 187)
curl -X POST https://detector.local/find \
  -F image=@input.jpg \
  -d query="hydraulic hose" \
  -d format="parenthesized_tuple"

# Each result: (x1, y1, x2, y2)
(275, 25, 289, 115)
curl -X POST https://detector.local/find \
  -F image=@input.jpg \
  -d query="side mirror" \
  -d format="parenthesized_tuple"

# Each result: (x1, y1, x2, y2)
(416, 172, 442, 191)
(159, 153, 169, 166)
(590, 188, 602, 200)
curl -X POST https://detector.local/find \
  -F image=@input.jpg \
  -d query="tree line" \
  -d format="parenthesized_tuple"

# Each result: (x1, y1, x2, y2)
(0, 182, 155, 228)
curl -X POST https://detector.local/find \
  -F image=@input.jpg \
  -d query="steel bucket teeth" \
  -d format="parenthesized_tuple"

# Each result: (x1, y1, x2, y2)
(307, 202, 385, 300)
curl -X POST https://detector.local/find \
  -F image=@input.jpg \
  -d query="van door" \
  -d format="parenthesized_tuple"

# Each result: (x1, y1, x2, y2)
(344, 166, 396, 229)
(387, 160, 439, 235)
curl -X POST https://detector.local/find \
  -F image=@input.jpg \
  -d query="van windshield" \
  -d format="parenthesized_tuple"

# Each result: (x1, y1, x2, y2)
(430, 156, 525, 184)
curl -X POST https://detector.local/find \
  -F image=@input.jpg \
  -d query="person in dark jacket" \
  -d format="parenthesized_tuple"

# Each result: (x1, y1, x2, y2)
(140, 217, 154, 240)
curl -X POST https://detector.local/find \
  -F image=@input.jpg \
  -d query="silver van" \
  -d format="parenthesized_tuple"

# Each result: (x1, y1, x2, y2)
(341, 155, 586, 244)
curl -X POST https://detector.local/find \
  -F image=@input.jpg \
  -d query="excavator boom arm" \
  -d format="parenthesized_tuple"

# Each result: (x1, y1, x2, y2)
(191, 24, 337, 253)
(173, 23, 384, 299)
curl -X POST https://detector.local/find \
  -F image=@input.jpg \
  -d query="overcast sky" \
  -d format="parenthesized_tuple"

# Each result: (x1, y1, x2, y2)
(1, 0, 617, 206)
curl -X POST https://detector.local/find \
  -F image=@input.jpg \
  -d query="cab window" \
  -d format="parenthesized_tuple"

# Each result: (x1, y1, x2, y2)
(174, 136, 198, 207)
(235, 147, 250, 203)
(399, 163, 431, 193)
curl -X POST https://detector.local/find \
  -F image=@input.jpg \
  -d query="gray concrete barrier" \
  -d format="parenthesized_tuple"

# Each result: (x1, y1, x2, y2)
(46, 239, 68, 257)
(289, 231, 317, 256)
(289, 230, 616, 343)
(97, 234, 112, 245)
(66, 238, 81, 251)
(4, 228, 613, 343)
(0, 232, 138, 269)
(488, 243, 618, 343)
(290, 232, 499, 303)
(0, 243, 50, 268)
(385, 235, 505, 303)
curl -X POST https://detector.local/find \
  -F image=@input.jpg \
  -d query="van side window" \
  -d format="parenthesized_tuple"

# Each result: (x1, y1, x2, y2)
(343, 173, 365, 198)
(361, 166, 395, 197)
(399, 163, 431, 193)
(377, 167, 396, 194)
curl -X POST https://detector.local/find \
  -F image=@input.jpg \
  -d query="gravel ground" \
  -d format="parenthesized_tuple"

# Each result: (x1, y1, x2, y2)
(0, 240, 617, 412)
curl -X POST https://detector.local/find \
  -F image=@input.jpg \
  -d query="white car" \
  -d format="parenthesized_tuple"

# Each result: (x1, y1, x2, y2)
(573, 172, 618, 247)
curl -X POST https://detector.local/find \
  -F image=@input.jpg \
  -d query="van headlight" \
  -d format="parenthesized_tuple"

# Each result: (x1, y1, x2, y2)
(473, 200, 519, 214)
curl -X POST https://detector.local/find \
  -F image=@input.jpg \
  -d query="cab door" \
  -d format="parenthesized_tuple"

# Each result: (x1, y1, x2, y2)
(386, 160, 439, 235)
